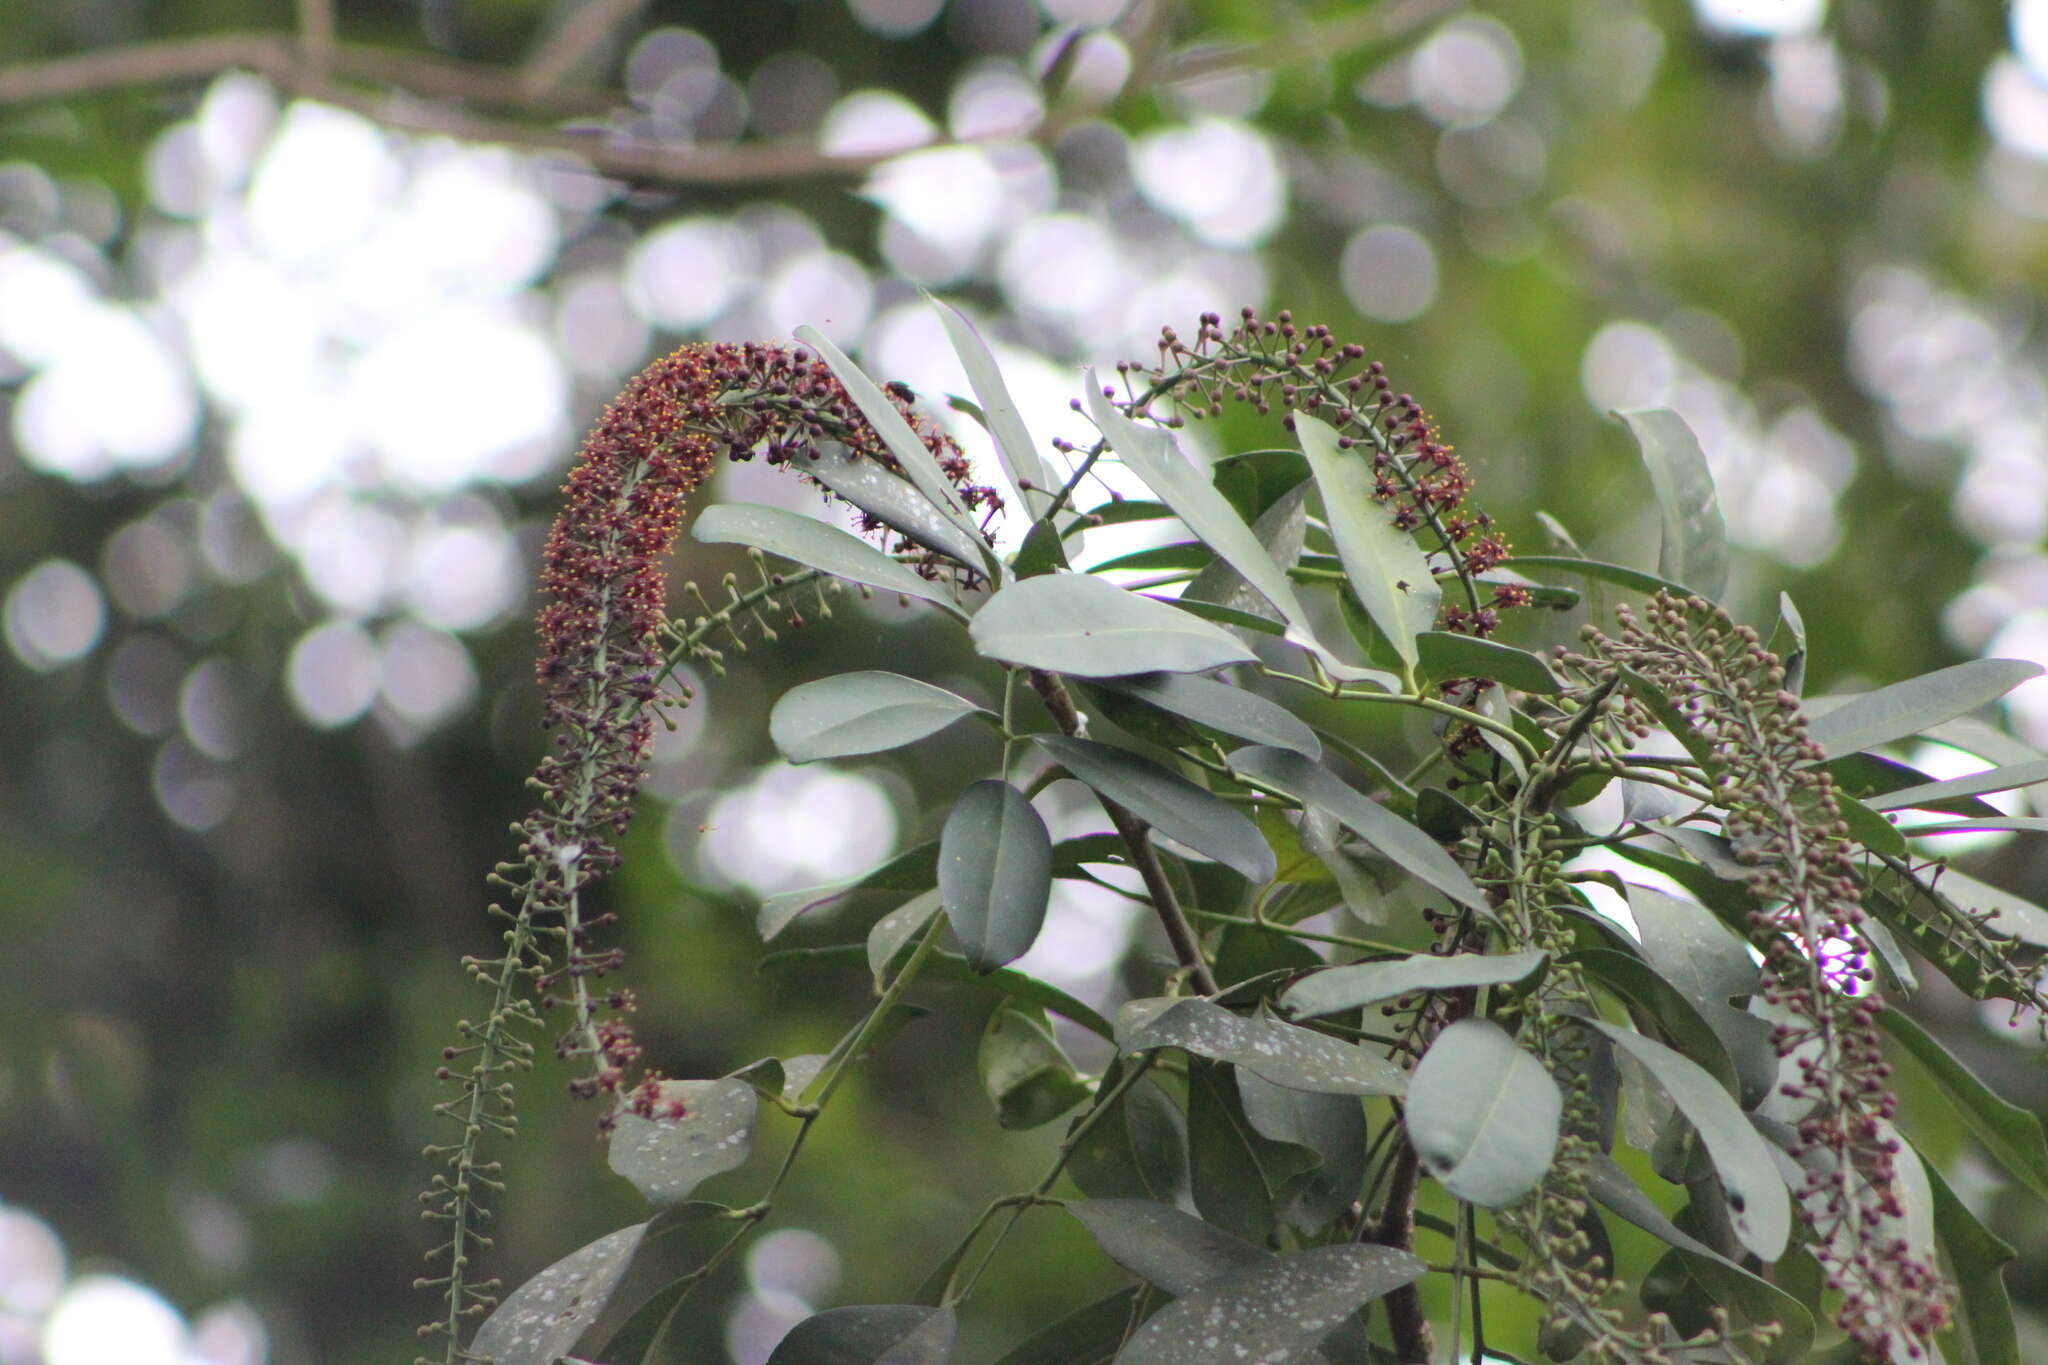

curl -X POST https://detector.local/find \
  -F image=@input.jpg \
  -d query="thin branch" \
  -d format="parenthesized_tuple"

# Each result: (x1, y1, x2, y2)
(520, 0, 647, 98)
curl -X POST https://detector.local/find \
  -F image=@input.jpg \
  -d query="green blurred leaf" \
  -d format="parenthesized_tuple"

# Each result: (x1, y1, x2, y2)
(979, 1002, 1089, 1129)
(470, 1222, 648, 1365)
(1118, 996, 1405, 1095)
(608, 1078, 757, 1206)
(1038, 736, 1276, 883)
(1617, 408, 1728, 601)
(1878, 1007, 2048, 1199)
(1590, 1023, 1791, 1260)
(1117, 1244, 1425, 1365)
(1281, 950, 1547, 1020)
(1805, 659, 2043, 759)
(1227, 746, 1491, 915)
(693, 502, 967, 619)
(770, 670, 987, 762)
(971, 573, 1258, 674)
(1294, 412, 1437, 671)
(939, 779, 1052, 972)
(1406, 1019, 1562, 1207)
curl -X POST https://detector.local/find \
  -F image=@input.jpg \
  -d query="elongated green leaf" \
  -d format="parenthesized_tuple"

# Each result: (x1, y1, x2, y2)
(692, 503, 967, 619)
(771, 671, 987, 762)
(940, 779, 1053, 972)
(801, 440, 990, 571)
(1039, 736, 1275, 883)
(990, 1286, 1144, 1365)
(1281, 950, 1547, 1020)
(756, 841, 938, 941)
(930, 295, 1055, 521)
(1118, 996, 1406, 1095)
(866, 889, 943, 987)
(1228, 746, 1490, 914)
(797, 325, 973, 522)
(1406, 1019, 1562, 1207)
(1805, 659, 2043, 759)
(971, 573, 1257, 675)
(1100, 672, 1320, 758)
(1087, 380, 1312, 631)
(471, 1222, 648, 1365)
(1295, 412, 1437, 671)
(1869, 757, 2048, 811)
(758, 943, 1115, 1040)
(1504, 554, 1694, 597)
(1919, 1144, 2020, 1365)
(1119, 1244, 1425, 1365)
(1069, 1199, 1267, 1295)
(979, 1002, 1088, 1129)
(1590, 1023, 1791, 1260)
(767, 1304, 952, 1365)
(608, 1079, 757, 1206)
(1416, 631, 1564, 694)
(1619, 408, 1728, 600)
(1878, 1007, 2048, 1199)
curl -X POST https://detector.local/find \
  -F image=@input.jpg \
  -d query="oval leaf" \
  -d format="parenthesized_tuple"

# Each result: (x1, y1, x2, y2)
(772, 671, 987, 762)
(1805, 659, 2043, 760)
(1117, 996, 1405, 1096)
(470, 1222, 648, 1365)
(1295, 412, 1438, 671)
(1282, 950, 1548, 1020)
(693, 502, 966, 619)
(1038, 736, 1275, 882)
(1590, 1022, 1791, 1260)
(940, 779, 1053, 972)
(1118, 1244, 1426, 1365)
(971, 573, 1257, 676)
(1228, 746, 1490, 914)
(1100, 672, 1321, 757)
(608, 1078, 757, 1206)
(1406, 1019, 1563, 1207)
(1618, 408, 1728, 601)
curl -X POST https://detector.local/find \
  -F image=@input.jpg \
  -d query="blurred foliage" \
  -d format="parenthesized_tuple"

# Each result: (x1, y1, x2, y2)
(1, 1, 2046, 1363)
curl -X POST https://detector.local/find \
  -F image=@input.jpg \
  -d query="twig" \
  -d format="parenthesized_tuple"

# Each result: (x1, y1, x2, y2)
(519, 0, 647, 98)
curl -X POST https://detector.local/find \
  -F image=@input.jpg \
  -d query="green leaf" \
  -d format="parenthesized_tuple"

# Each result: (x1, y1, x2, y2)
(989, 1286, 1145, 1365)
(770, 670, 987, 762)
(1227, 746, 1491, 915)
(971, 573, 1258, 675)
(1503, 554, 1694, 598)
(1405, 1019, 1562, 1207)
(756, 841, 938, 941)
(758, 943, 1114, 1040)
(1617, 408, 1729, 600)
(1919, 1143, 2020, 1365)
(1294, 412, 1438, 671)
(1589, 1023, 1791, 1260)
(1416, 631, 1563, 694)
(979, 1002, 1089, 1129)
(1117, 1245, 1425, 1365)
(867, 889, 943, 987)
(470, 1222, 648, 1365)
(1877, 1007, 2048, 1199)
(1187, 1059, 1278, 1242)
(940, 780, 1053, 972)
(1086, 380, 1312, 630)
(800, 439, 991, 572)
(1098, 672, 1320, 758)
(1804, 658, 2044, 759)
(608, 1079, 757, 1206)
(692, 502, 967, 620)
(1281, 950, 1547, 1020)
(1118, 996, 1406, 1095)
(796, 324, 978, 525)
(1038, 736, 1276, 883)
(1069, 1198, 1267, 1295)
(767, 1304, 954, 1365)
(1867, 757, 2048, 810)
(929, 295, 1056, 522)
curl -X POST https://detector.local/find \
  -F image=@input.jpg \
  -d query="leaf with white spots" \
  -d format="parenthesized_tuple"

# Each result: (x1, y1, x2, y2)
(1117, 997, 1405, 1096)
(469, 1222, 648, 1365)
(1116, 1243, 1426, 1365)
(608, 1078, 757, 1206)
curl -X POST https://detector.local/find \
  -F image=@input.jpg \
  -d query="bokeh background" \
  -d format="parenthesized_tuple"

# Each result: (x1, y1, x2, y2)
(2, 0, 2046, 1361)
